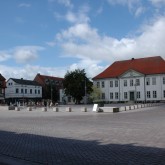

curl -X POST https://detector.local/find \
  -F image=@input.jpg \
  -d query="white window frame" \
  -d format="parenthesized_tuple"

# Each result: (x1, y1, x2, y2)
(136, 79, 140, 86)
(146, 78, 150, 85)
(130, 79, 134, 86)
(115, 80, 118, 87)
(124, 80, 127, 87)
(124, 92, 127, 99)
(101, 81, 105, 88)
(152, 77, 156, 85)
(115, 92, 118, 99)
(153, 91, 157, 98)
(147, 91, 150, 98)
(110, 93, 113, 99)
(110, 81, 113, 87)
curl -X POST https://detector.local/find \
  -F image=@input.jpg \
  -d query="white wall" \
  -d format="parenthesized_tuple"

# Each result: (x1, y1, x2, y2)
(93, 73, 165, 102)
(5, 79, 42, 99)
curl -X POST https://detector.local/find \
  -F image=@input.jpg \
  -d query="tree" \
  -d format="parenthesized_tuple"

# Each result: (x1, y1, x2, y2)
(63, 69, 93, 104)
(90, 85, 102, 102)
(43, 81, 59, 102)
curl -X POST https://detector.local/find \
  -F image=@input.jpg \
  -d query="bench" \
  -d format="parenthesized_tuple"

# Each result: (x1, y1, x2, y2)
(99, 107, 119, 113)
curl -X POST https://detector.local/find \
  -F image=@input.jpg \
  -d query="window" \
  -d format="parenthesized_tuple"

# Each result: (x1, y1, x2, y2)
(136, 79, 140, 86)
(21, 89, 24, 93)
(153, 91, 157, 98)
(124, 80, 127, 87)
(16, 88, 19, 93)
(115, 92, 118, 99)
(101, 81, 105, 88)
(35, 89, 37, 94)
(30, 89, 32, 94)
(38, 90, 40, 94)
(152, 77, 156, 85)
(110, 81, 113, 87)
(146, 78, 150, 85)
(110, 93, 113, 99)
(147, 91, 150, 98)
(130, 79, 134, 86)
(97, 82, 100, 88)
(115, 80, 118, 87)
(164, 91, 165, 98)
(101, 93, 105, 99)
(124, 92, 127, 99)
(137, 91, 140, 99)
(163, 77, 165, 84)
(25, 89, 27, 94)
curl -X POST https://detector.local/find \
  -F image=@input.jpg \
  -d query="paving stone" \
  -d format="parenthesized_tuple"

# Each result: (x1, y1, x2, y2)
(0, 105, 164, 164)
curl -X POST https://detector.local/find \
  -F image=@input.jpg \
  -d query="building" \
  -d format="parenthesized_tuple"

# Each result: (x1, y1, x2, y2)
(5, 78, 42, 105)
(0, 74, 6, 103)
(93, 56, 165, 102)
(34, 73, 63, 102)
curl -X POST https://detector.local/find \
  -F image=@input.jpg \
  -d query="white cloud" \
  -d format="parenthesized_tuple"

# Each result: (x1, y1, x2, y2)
(107, 0, 145, 17)
(0, 52, 11, 62)
(55, 16, 165, 65)
(54, 4, 90, 24)
(18, 3, 31, 8)
(149, 0, 165, 5)
(13, 46, 44, 64)
(57, 0, 73, 8)
(68, 58, 105, 78)
(0, 64, 66, 80)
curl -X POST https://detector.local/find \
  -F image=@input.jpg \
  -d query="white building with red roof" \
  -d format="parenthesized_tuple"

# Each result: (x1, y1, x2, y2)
(93, 56, 165, 102)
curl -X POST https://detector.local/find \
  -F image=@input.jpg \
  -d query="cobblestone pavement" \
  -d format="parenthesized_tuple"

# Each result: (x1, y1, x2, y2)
(0, 105, 165, 165)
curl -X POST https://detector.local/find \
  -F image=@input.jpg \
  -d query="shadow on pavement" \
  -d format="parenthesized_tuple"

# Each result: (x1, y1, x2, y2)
(0, 130, 164, 165)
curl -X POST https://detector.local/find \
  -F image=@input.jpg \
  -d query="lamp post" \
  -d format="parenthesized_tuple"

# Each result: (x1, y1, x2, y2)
(134, 82, 137, 104)
(84, 78, 87, 105)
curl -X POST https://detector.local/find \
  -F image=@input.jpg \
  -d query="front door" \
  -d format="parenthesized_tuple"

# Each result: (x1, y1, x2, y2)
(130, 92, 135, 101)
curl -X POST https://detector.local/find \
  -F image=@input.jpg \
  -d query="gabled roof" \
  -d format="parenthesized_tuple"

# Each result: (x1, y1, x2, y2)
(93, 56, 165, 80)
(9, 78, 41, 86)
(35, 74, 64, 82)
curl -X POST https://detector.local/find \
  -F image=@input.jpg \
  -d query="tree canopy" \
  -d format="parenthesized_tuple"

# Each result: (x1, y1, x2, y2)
(63, 69, 93, 104)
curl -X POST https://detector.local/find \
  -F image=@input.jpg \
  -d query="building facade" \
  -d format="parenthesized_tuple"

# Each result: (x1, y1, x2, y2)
(93, 56, 165, 102)
(5, 78, 42, 104)
(34, 73, 63, 102)
(0, 74, 6, 103)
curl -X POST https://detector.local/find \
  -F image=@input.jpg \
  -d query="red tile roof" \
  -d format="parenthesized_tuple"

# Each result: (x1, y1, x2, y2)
(93, 56, 165, 79)
(34, 73, 64, 87)
(35, 74, 64, 82)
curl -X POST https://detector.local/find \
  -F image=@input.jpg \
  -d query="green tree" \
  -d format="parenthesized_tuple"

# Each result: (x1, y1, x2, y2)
(63, 69, 93, 104)
(90, 85, 101, 102)
(43, 83, 59, 102)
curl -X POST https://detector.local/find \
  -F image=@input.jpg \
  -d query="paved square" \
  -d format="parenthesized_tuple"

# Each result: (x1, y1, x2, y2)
(0, 105, 165, 165)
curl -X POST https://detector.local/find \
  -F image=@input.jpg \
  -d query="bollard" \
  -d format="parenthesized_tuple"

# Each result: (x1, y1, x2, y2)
(42, 107, 47, 112)
(53, 107, 59, 112)
(28, 107, 32, 111)
(16, 107, 20, 111)
(81, 107, 87, 112)
(66, 107, 72, 112)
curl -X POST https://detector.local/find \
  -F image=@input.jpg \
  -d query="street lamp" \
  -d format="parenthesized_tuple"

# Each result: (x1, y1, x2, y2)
(84, 78, 87, 105)
(134, 82, 137, 104)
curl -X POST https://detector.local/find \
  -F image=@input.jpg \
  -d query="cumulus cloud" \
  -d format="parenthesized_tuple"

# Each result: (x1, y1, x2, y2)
(13, 46, 44, 64)
(55, 16, 165, 63)
(0, 64, 66, 80)
(68, 58, 105, 78)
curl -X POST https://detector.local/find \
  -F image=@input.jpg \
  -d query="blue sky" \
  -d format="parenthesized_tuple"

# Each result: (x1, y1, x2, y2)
(0, 0, 165, 80)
